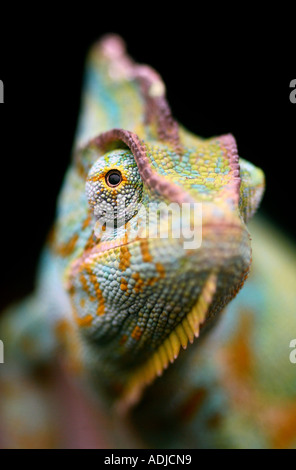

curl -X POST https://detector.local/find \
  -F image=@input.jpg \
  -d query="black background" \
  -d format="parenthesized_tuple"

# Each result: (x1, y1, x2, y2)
(0, 9, 295, 309)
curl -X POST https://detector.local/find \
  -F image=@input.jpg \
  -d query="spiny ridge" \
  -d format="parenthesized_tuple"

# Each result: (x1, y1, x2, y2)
(115, 272, 217, 413)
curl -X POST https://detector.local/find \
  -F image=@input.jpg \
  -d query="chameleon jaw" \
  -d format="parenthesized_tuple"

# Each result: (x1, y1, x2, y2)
(115, 271, 218, 414)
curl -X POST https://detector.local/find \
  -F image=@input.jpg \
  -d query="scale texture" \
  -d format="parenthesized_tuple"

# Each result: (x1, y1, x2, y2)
(0, 35, 295, 449)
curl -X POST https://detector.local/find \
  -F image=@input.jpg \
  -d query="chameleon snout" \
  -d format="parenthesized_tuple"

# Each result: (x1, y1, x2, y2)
(67, 203, 251, 373)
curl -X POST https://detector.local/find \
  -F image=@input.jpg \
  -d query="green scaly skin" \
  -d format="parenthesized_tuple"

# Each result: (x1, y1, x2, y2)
(0, 35, 295, 449)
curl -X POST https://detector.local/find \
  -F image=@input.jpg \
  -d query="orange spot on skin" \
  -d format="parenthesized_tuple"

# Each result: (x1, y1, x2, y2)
(55, 319, 71, 342)
(82, 213, 92, 229)
(81, 268, 105, 316)
(83, 232, 96, 251)
(75, 156, 87, 178)
(97, 304, 105, 316)
(131, 272, 145, 292)
(55, 233, 79, 257)
(54, 319, 83, 374)
(79, 274, 96, 302)
(131, 325, 143, 341)
(119, 235, 131, 271)
(88, 174, 101, 183)
(147, 277, 157, 286)
(69, 294, 93, 330)
(120, 278, 128, 291)
(80, 298, 86, 308)
(144, 265, 166, 286)
(90, 275, 105, 315)
(225, 311, 253, 379)
(155, 262, 165, 279)
(140, 239, 152, 263)
(133, 278, 144, 293)
(267, 404, 296, 449)
(75, 314, 93, 327)
(120, 334, 128, 345)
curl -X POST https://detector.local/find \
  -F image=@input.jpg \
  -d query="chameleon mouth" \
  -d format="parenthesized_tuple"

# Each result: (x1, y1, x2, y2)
(115, 271, 218, 413)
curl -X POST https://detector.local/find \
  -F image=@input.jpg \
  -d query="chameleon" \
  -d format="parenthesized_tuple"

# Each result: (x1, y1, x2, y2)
(0, 34, 296, 449)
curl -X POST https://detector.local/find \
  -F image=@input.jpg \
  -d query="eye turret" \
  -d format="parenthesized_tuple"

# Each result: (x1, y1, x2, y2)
(85, 149, 143, 228)
(105, 170, 122, 187)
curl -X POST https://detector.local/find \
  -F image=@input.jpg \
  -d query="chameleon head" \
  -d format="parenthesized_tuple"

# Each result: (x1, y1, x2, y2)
(55, 126, 264, 404)
(51, 35, 265, 405)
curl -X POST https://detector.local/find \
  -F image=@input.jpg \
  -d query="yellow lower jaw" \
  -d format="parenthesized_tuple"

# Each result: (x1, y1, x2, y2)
(116, 272, 217, 413)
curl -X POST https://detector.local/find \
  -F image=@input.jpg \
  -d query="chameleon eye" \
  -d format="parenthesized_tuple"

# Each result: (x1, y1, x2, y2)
(105, 169, 122, 187)
(86, 149, 143, 227)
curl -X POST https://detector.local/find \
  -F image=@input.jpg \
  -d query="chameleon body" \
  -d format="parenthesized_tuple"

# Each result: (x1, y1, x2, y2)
(0, 35, 296, 449)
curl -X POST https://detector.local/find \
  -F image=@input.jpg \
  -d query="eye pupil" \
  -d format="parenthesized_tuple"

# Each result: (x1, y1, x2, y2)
(106, 170, 122, 187)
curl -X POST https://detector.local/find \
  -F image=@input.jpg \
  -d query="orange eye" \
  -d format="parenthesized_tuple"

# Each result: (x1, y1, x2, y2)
(105, 169, 122, 187)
